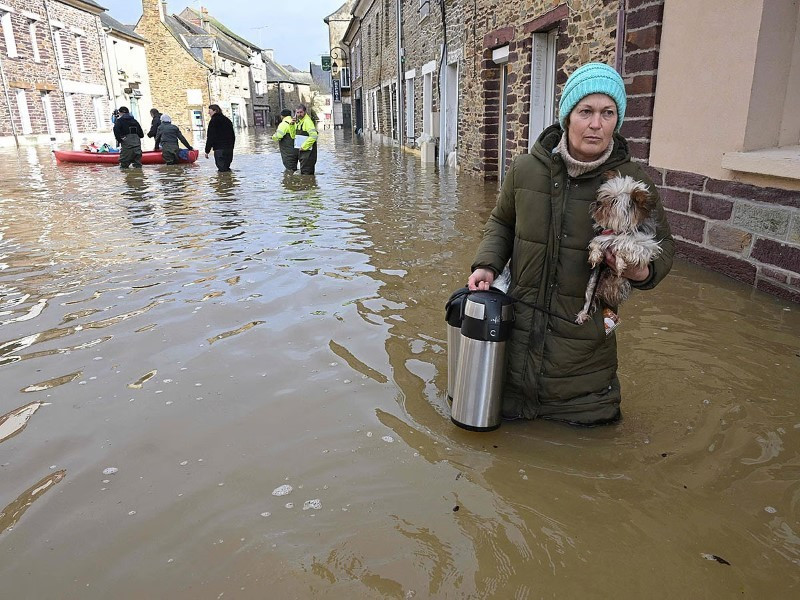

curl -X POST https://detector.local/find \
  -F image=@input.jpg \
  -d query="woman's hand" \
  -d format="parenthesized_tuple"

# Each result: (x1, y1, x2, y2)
(603, 250, 649, 282)
(468, 268, 495, 291)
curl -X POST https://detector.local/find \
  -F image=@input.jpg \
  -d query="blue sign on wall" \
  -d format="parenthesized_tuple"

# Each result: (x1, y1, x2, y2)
(332, 80, 341, 103)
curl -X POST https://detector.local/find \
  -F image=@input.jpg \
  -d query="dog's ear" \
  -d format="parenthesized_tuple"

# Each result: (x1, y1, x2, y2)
(631, 184, 654, 224)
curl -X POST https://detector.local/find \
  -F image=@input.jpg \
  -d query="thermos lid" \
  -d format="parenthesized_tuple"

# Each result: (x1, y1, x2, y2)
(461, 290, 514, 342)
(445, 286, 470, 326)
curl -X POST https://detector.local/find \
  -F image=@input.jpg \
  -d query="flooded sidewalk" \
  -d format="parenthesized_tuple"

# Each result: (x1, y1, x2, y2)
(1, 131, 798, 598)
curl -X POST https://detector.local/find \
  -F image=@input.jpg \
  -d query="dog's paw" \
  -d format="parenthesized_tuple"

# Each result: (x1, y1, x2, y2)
(575, 310, 591, 324)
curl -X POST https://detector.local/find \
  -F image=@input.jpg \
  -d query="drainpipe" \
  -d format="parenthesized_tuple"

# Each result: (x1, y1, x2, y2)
(95, 18, 113, 104)
(615, 0, 626, 73)
(395, 0, 404, 148)
(0, 55, 19, 147)
(43, 0, 75, 145)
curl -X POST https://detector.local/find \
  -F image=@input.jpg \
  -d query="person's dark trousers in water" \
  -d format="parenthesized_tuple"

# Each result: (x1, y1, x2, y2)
(205, 106, 236, 172)
(298, 143, 317, 175)
(279, 137, 298, 171)
(119, 134, 143, 168)
(213, 148, 234, 172)
(161, 143, 180, 165)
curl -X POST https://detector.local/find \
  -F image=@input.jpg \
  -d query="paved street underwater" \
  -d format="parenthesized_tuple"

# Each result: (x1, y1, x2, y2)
(1, 130, 798, 598)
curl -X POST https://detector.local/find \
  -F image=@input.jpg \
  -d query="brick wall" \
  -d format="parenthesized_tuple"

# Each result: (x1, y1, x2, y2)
(47, 0, 111, 135)
(0, 0, 99, 142)
(622, 0, 800, 302)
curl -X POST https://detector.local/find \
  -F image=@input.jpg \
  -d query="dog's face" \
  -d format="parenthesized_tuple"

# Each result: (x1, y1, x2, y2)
(591, 172, 654, 233)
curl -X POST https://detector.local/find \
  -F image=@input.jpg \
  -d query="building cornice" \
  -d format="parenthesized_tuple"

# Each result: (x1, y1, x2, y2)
(53, 0, 107, 16)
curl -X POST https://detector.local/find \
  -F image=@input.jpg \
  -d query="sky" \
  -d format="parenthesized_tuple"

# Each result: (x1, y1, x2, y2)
(101, 0, 345, 69)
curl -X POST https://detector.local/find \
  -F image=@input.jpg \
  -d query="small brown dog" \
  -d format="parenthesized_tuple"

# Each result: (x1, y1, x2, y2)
(576, 171, 662, 324)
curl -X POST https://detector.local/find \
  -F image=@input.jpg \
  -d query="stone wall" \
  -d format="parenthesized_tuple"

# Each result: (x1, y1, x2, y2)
(361, 0, 397, 138)
(460, 0, 618, 180)
(136, 0, 209, 134)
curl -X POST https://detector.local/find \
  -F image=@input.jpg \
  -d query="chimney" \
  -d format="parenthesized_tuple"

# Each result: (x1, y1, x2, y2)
(201, 6, 210, 31)
(159, 0, 167, 22)
(264, 48, 274, 61)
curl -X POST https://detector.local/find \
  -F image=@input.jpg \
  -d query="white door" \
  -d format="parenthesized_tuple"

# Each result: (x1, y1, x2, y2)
(442, 62, 459, 166)
(422, 72, 432, 135)
(405, 77, 414, 140)
(499, 64, 509, 181)
(528, 29, 558, 150)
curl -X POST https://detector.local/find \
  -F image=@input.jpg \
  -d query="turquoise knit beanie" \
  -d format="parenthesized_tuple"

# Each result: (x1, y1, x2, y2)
(558, 62, 627, 132)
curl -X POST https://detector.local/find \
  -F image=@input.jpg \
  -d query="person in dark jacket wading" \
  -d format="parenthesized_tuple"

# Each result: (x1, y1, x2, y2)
(112, 106, 144, 169)
(204, 104, 235, 172)
(468, 62, 675, 426)
(147, 108, 162, 149)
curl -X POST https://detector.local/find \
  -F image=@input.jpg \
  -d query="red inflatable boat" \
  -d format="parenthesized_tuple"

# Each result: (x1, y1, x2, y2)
(53, 149, 199, 165)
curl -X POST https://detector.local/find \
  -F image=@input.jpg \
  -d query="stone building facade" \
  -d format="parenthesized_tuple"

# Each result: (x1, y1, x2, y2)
(399, 0, 465, 166)
(342, 20, 362, 132)
(324, 1, 353, 130)
(135, 0, 209, 134)
(0, 0, 112, 147)
(353, 0, 398, 142)
(459, 0, 618, 180)
(178, 7, 263, 128)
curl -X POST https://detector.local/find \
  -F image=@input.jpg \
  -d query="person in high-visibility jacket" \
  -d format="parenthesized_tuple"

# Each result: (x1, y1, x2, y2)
(294, 104, 318, 175)
(272, 109, 298, 172)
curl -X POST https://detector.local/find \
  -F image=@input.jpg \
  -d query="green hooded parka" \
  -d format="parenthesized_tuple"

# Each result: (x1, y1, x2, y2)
(471, 124, 675, 424)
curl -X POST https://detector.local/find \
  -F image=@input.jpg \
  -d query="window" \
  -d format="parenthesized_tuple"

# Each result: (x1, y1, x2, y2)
(93, 96, 105, 129)
(41, 92, 55, 135)
(1, 10, 18, 58)
(15, 89, 32, 134)
(75, 35, 86, 71)
(29, 20, 40, 62)
(374, 16, 379, 56)
(419, 0, 430, 20)
(405, 75, 414, 139)
(366, 25, 370, 59)
(52, 27, 65, 67)
(340, 66, 350, 89)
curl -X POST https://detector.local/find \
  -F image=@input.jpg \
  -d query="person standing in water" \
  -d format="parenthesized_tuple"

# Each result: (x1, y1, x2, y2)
(272, 109, 298, 172)
(112, 106, 144, 169)
(294, 104, 318, 175)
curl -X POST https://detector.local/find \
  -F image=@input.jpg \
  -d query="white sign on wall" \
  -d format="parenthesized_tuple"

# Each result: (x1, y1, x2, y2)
(186, 89, 203, 105)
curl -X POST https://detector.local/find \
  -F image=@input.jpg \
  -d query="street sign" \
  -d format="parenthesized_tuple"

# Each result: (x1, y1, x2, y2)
(321, 55, 331, 71)
(332, 80, 341, 103)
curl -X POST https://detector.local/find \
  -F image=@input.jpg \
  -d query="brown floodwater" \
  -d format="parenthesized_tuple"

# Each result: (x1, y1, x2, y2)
(1, 131, 798, 598)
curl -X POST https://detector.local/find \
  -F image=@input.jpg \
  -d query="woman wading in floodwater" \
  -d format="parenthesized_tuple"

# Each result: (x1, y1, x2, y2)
(468, 63, 675, 426)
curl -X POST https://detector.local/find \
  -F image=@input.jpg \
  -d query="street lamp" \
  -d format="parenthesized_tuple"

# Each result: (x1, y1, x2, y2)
(329, 46, 347, 77)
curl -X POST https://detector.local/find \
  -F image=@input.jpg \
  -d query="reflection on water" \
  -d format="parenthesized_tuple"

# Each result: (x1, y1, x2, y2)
(0, 130, 798, 597)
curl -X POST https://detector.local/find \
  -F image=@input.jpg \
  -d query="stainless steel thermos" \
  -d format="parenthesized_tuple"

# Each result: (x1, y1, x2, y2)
(445, 287, 470, 400)
(450, 290, 514, 431)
